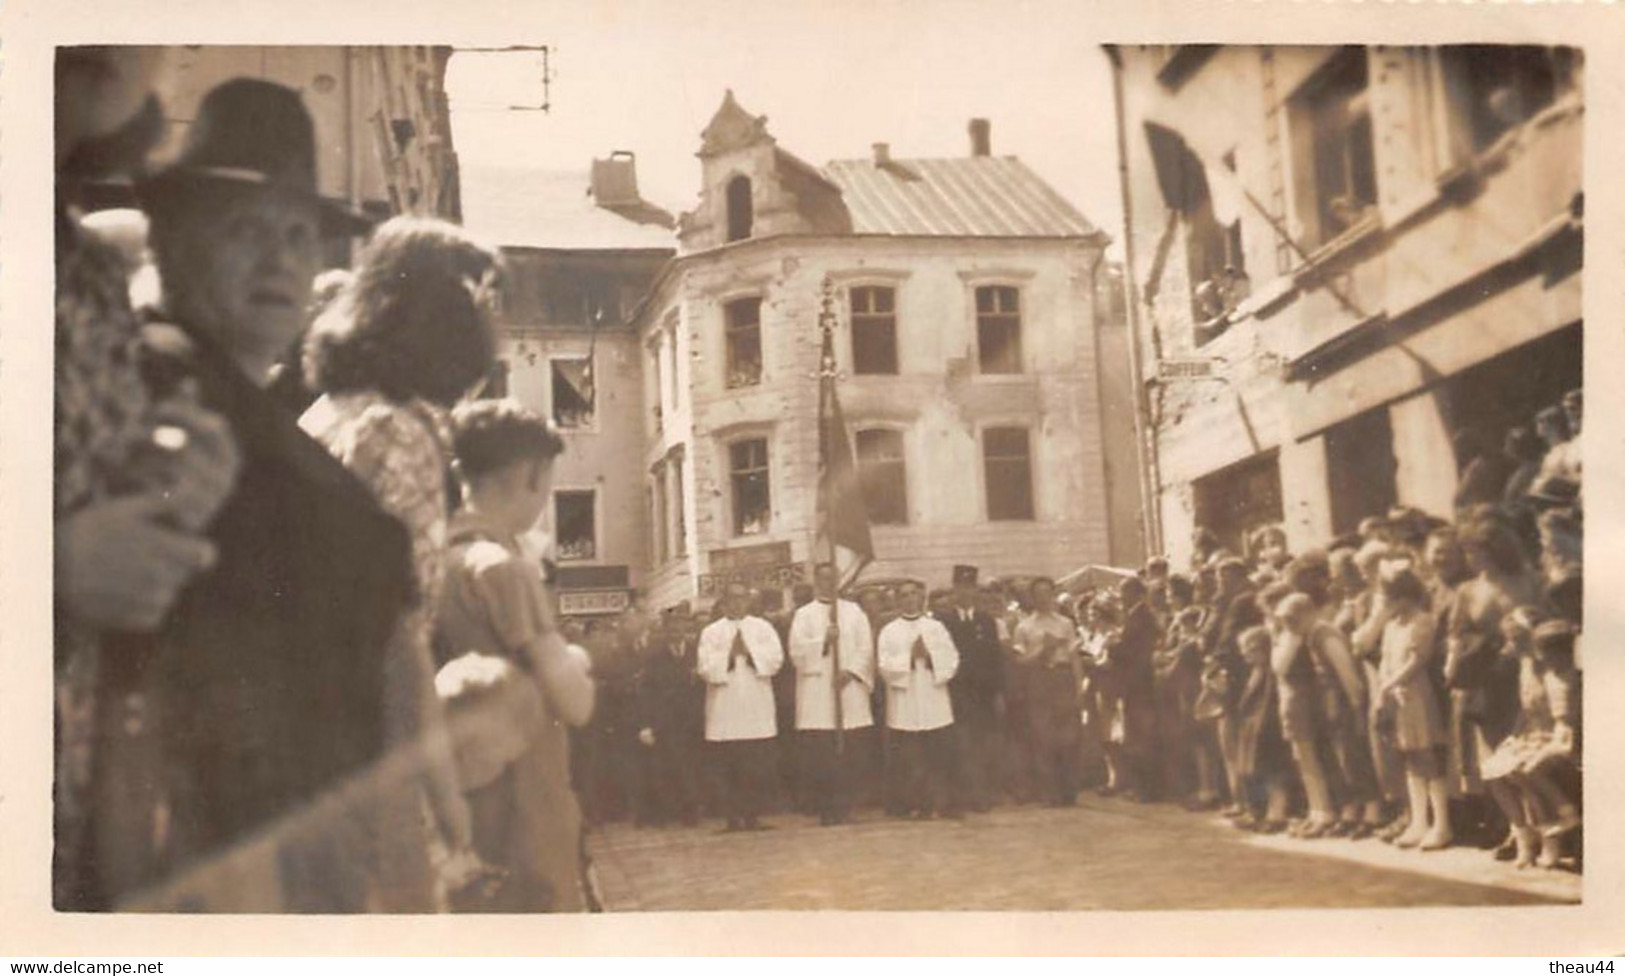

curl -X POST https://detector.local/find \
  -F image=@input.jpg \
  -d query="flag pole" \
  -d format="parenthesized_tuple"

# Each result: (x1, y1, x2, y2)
(818, 276, 846, 757)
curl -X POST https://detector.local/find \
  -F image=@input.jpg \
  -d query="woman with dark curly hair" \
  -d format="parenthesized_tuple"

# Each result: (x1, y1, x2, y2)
(299, 215, 504, 911)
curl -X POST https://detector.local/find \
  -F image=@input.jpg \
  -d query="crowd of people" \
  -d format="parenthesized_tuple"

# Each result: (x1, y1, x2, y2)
(567, 396, 1584, 876)
(53, 48, 1583, 919)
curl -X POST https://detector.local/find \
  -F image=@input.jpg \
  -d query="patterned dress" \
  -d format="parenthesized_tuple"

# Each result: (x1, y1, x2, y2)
(54, 207, 158, 908)
(300, 391, 459, 911)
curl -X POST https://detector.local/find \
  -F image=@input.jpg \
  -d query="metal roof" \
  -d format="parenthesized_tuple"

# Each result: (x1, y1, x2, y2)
(822, 155, 1100, 239)
(460, 164, 678, 251)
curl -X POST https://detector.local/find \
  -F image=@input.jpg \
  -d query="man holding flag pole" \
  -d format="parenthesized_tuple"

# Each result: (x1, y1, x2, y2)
(787, 275, 880, 825)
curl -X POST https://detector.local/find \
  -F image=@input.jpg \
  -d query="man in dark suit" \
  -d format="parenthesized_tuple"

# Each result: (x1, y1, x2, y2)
(1105, 576, 1160, 801)
(636, 607, 706, 826)
(104, 79, 414, 911)
(941, 565, 1006, 812)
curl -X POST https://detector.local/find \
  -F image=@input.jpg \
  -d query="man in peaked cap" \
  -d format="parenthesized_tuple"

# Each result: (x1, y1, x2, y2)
(107, 78, 412, 910)
(942, 564, 1006, 812)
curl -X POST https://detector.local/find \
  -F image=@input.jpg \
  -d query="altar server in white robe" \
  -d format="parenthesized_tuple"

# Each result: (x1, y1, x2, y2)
(696, 581, 785, 831)
(878, 581, 962, 819)
(790, 563, 876, 826)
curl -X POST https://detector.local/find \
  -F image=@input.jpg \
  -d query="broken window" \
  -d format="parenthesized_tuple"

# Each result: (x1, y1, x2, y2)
(726, 175, 754, 242)
(1291, 48, 1378, 248)
(855, 428, 908, 525)
(725, 297, 763, 389)
(850, 285, 899, 375)
(550, 357, 594, 429)
(983, 426, 1035, 521)
(975, 286, 1023, 374)
(555, 490, 597, 562)
(730, 437, 771, 536)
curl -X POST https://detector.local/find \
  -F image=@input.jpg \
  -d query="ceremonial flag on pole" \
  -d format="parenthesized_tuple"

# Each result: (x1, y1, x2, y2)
(814, 276, 873, 754)
(815, 276, 875, 589)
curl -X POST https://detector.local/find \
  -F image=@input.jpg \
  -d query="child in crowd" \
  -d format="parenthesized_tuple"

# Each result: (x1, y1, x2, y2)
(434, 399, 596, 911)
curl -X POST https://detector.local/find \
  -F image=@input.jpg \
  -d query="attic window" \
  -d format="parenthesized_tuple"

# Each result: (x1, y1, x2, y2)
(726, 175, 754, 242)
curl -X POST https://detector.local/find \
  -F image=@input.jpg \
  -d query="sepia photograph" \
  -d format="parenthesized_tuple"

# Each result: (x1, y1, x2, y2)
(5, 0, 1618, 958)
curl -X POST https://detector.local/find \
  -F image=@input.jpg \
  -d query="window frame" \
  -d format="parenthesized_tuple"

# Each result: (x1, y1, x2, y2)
(973, 284, 1025, 375)
(980, 424, 1037, 522)
(668, 447, 689, 559)
(554, 488, 600, 563)
(723, 295, 764, 390)
(547, 354, 597, 432)
(854, 426, 909, 526)
(1288, 47, 1381, 252)
(726, 435, 773, 538)
(726, 174, 754, 242)
(848, 284, 900, 376)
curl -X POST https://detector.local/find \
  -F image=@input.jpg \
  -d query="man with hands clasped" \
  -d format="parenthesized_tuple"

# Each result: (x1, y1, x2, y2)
(697, 582, 785, 832)
(789, 563, 876, 826)
(878, 581, 962, 820)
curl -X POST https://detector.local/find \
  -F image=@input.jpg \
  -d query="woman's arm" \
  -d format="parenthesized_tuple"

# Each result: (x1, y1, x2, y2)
(521, 629, 595, 727)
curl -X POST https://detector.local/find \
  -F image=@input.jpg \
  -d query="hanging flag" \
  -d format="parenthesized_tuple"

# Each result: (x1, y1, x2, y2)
(815, 276, 874, 590)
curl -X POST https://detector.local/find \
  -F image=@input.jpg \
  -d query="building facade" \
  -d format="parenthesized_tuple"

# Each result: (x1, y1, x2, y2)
(635, 93, 1134, 613)
(1109, 45, 1583, 564)
(461, 154, 676, 617)
(149, 45, 463, 258)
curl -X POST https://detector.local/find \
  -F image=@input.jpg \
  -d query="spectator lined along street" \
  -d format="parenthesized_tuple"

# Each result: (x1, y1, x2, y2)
(52, 42, 1581, 913)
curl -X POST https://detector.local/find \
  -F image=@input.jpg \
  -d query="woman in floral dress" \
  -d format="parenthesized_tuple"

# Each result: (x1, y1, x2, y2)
(300, 216, 503, 910)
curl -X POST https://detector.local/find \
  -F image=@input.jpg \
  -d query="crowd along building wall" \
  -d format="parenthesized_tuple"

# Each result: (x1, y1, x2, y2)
(1110, 44, 1583, 566)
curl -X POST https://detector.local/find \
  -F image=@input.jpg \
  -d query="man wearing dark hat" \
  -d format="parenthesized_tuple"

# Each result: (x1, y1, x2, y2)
(115, 79, 413, 909)
(941, 564, 1006, 812)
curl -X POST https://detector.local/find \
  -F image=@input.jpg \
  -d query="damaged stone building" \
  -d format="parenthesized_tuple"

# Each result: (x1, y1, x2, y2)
(1109, 45, 1583, 564)
(632, 92, 1137, 613)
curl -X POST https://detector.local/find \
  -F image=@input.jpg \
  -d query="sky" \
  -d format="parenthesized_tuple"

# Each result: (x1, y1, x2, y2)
(444, 1, 1124, 247)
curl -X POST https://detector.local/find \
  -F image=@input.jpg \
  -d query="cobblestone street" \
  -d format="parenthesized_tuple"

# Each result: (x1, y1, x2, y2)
(587, 796, 1581, 911)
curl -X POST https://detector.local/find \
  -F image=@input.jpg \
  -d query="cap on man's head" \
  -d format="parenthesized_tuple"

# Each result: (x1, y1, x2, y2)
(952, 564, 979, 587)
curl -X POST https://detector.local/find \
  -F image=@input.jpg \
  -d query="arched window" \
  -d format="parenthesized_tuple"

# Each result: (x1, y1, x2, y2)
(726, 175, 754, 242)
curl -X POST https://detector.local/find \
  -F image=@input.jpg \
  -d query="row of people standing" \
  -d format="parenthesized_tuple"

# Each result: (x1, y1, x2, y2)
(570, 564, 1158, 830)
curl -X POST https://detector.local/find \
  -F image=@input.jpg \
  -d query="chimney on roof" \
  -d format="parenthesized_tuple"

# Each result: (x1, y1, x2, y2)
(872, 142, 891, 166)
(969, 118, 991, 157)
(590, 150, 641, 207)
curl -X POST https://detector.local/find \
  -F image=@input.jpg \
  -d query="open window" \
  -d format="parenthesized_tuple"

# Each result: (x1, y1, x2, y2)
(555, 490, 597, 562)
(1290, 48, 1378, 249)
(550, 357, 594, 429)
(729, 438, 771, 536)
(1442, 45, 1574, 155)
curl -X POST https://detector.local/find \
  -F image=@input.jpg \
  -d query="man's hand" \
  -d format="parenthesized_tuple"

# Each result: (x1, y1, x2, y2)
(638, 727, 656, 747)
(57, 493, 217, 632)
(140, 381, 240, 532)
